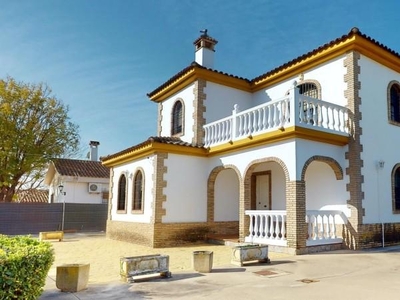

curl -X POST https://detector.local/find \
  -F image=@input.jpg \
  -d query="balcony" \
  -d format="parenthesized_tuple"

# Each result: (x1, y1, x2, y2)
(204, 86, 351, 147)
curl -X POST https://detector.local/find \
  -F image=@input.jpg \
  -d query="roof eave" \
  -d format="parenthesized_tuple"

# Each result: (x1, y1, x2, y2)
(43, 162, 56, 186)
(102, 141, 207, 167)
(148, 66, 251, 103)
(252, 31, 400, 91)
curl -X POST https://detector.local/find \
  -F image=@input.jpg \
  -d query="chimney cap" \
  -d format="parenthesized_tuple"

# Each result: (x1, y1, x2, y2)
(193, 29, 218, 48)
(89, 141, 100, 146)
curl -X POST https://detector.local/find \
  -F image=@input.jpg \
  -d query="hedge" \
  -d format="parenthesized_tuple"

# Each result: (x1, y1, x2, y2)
(0, 235, 54, 299)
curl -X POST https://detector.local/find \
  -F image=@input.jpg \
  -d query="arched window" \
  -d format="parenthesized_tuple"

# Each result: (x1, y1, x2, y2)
(298, 82, 320, 99)
(171, 100, 183, 135)
(393, 165, 400, 212)
(117, 174, 127, 211)
(296, 81, 321, 125)
(389, 83, 400, 123)
(132, 170, 144, 212)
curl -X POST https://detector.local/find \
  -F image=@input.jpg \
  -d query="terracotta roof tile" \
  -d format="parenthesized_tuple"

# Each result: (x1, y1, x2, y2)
(101, 136, 203, 161)
(147, 62, 250, 99)
(251, 27, 400, 83)
(17, 189, 48, 203)
(53, 158, 110, 178)
(148, 28, 400, 98)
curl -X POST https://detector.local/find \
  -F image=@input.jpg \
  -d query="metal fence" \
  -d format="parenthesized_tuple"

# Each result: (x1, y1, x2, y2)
(0, 203, 108, 235)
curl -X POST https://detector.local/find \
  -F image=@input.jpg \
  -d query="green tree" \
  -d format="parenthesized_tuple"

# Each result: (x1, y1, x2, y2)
(0, 77, 79, 202)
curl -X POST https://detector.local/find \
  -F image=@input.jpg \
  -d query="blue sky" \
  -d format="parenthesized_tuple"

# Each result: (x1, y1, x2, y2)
(1, 0, 399, 158)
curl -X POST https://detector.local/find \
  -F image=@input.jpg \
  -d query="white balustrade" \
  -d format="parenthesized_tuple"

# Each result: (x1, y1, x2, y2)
(245, 210, 287, 246)
(203, 86, 350, 147)
(305, 210, 347, 246)
(245, 210, 347, 247)
(298, 95, 349, 133)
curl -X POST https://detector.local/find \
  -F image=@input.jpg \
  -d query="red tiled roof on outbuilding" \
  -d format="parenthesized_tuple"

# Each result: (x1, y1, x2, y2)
(53, 158, 110, 178)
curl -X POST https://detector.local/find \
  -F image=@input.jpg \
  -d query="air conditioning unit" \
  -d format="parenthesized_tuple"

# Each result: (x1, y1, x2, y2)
(88, 183, 101, 193)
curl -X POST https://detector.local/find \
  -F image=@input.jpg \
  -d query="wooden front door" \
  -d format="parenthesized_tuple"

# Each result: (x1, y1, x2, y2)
(251, 171, 271, 210)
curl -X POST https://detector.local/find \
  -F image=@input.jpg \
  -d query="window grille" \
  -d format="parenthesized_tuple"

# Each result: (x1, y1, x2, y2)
(133, 171, 143, 211)
(172, 101, 183, 135)
(390, 84, 400, 123)
(117, 175, 126, 211)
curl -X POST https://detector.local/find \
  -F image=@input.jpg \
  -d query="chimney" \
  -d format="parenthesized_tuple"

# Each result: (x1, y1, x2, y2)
(193, 29, 218, 69)
(89, 141, 100, 161)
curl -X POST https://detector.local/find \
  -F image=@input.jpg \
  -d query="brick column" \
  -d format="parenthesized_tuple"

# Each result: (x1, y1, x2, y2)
(286, 180, 307, 253)
(344, 50, 363, 250)
(239, 175, 249, 242)
(152, 153, 168, 224)
(192, 79, 207, 145)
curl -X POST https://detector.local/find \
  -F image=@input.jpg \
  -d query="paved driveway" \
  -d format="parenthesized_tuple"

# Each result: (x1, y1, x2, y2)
(40, 244, 400, 300)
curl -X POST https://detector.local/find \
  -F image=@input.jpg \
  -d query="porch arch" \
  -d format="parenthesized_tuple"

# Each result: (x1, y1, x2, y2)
(301, 155, 343, 181)
(244, 157, 290, 189)
(240, 157, 290, 242)
(243, 157, 290, 211)
(207, 165, 242, 222)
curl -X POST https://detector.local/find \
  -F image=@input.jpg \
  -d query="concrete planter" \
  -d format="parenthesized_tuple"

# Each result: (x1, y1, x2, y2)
(231, 244, 269, 266)
(39, 231, 64, 241)
(193, 251, 213, 273)
(56, 263, 90, 292)
(120, 254, 171, 282)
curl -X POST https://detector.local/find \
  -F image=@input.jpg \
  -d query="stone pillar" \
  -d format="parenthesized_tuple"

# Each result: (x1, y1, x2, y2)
(286, 180, 307, 254)
(239, 173, 250, 243)
(192, 79, 207, 145)
(344, 50, 363, 250)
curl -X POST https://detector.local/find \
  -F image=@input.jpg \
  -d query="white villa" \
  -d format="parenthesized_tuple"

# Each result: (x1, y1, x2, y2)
(45, 141, 110, 204)
(102, 28, 400, 254)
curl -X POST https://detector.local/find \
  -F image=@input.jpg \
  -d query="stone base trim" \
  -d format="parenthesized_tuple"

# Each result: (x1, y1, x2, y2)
(107, 220, 239, 248)
(153, 221, 239, 248)
(359, 223, 400, 249)
(106, 220, 154, 247)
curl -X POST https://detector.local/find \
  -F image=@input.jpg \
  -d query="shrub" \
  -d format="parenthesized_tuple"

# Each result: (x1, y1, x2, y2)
(0, 235, 54, 299)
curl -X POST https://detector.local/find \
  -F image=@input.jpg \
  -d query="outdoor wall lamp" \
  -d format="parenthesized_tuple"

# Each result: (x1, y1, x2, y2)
(58, 184, 66, 195)
(376, 160, 385, 169)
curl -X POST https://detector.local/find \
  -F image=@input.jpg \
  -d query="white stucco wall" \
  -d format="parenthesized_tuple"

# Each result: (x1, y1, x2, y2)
(110, 157, 154, 223)
(358, 55, 400, 223)
(52, 176, 109, 204)
(252, 55, 347, 107)
(209, 140, 296, 179)
(204, 82, 252, 123)
(305, 161, 349, 215)
(163, 154, 208, 222)
(214, 168, 239, 221)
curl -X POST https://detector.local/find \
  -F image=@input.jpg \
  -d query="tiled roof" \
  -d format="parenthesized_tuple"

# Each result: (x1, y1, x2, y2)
(17, 189, 48, 203)
(101, 136, 203, 161)
(147, 62, 250, 99)
(53, 158, 110, 178)
(252, 27, 400, 83)
(148, 27, 400, 98)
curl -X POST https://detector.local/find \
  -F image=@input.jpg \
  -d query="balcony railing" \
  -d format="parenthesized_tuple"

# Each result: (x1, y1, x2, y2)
(204, 84, 350, 147)
(245, 209, 348, 247)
